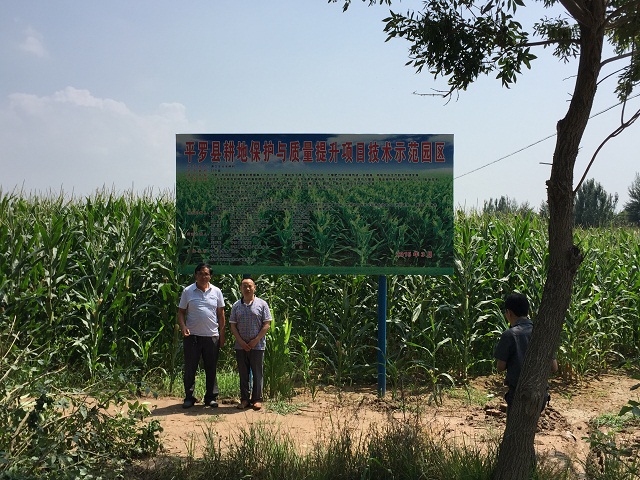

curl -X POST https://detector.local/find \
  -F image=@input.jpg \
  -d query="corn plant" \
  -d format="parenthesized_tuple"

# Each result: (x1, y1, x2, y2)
(309, 209, 341, 266)
(293, 334, 323, 400)
(403, 306, 456, 404)
(437, 216, 508, 380)
(314, 276, 378, 387)
(264, 308, 295, 400)
(561, 229, 636, 378)
(348, 212, 383, 267)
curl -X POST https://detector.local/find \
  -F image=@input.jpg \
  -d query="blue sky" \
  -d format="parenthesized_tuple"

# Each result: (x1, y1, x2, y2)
(2, 0, 638, 210)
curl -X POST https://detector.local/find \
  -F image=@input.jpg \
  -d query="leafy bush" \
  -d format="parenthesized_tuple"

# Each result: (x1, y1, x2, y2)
(0, 318, 163, 479)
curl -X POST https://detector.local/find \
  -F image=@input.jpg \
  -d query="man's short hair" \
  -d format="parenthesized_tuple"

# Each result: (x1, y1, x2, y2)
(504, 293, 529, 317)
(194, 262, 211, 274)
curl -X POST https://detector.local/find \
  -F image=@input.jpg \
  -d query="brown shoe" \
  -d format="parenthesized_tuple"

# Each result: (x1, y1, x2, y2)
(237, 400, 250, 409)
(252, 402, 262, 410)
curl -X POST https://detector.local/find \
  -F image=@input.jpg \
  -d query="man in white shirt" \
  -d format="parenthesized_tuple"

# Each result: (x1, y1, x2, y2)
(177, 263, 226, 408)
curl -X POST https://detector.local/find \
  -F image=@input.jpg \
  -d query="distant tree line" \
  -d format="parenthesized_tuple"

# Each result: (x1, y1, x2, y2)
(483, 173, 640, 227)
(625, 173, 640, 225)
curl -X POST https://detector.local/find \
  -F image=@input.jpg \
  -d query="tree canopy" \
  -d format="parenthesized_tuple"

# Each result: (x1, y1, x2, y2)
(483, 195, 533, 216)
(337, 0, 640, 103)
(574, 178, 618, 227)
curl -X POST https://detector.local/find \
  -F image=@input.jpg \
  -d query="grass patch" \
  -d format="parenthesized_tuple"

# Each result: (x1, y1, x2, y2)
(445, 385, 491, 406)
(159, 368, 240, 400)
(203, 414, 223, 424)
(590, 412, 640, 431)
(212, 369, 241, 399)
(266, 400, 307, 415)
(127, 413, 610, 480)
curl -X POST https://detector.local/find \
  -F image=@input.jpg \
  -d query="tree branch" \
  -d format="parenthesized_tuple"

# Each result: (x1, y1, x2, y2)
(523, 39, 579, 48)
(574, 104, 640, 193)
(601, 51, 635, 68)
(557, 0, 592, 25)
(597, 65, 629, 86)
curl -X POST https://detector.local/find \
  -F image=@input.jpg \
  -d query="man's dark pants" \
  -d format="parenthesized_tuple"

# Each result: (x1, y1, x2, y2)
(183, 335, 220, 403)
(235, 349, 265, 404)
(505, 386, 550, 416)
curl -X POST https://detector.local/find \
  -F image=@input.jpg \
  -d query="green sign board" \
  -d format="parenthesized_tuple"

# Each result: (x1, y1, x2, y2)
(176, 133, 453, 275)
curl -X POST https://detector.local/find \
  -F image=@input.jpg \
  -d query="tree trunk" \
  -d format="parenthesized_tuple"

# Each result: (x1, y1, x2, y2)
(493, 2, 605, 478)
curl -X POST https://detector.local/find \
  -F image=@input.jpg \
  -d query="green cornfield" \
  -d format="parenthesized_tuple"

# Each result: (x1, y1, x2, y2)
(1, 190, 639, 390)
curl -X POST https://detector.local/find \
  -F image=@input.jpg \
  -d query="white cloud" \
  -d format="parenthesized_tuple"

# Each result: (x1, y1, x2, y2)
(0, 87, 201, 197)
(52, 87, 130, 115)
(20, 27, 48, 58)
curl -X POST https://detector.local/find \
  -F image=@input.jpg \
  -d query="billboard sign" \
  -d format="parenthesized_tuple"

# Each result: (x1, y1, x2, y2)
(176, 133, 453, 275)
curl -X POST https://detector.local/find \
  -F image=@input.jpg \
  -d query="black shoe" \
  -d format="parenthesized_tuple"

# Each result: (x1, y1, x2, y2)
(183, 397, 198, 409)
(205, 399, 219, 408)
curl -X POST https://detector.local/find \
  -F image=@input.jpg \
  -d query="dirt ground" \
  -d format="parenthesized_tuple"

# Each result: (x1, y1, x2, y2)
(145, 373, 640, 474)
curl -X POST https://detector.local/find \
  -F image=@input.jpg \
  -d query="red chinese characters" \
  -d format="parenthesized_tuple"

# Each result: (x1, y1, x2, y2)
(182, 139, 448, 164)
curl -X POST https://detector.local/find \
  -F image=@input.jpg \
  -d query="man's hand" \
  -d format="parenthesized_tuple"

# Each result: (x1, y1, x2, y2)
(178, 308, 189, 337)
(496, 359, 507, 372)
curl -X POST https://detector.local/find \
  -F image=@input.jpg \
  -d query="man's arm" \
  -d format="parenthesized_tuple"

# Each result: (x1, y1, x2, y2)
(247, 321, 270, 350)
(177, 307, 189, 336)
(494, 327, 512, 373)
(229, 322, 251, 352)
(217, 306, 226, 347)
(228, 305, 249, 351)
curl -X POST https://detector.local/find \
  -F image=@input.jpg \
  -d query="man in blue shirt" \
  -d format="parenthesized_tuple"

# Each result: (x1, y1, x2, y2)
(177, 263, 226, 408)
(229, 277, 271, 410)
(494, 293, 558, 411)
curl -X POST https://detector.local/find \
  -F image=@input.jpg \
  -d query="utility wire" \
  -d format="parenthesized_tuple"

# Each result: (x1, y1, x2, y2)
(454, 134, 555, 179)
(454, 93, 640, 180)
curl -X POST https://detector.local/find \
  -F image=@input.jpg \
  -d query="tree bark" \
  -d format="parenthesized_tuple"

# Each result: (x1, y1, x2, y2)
(493, 2, 605, 479)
